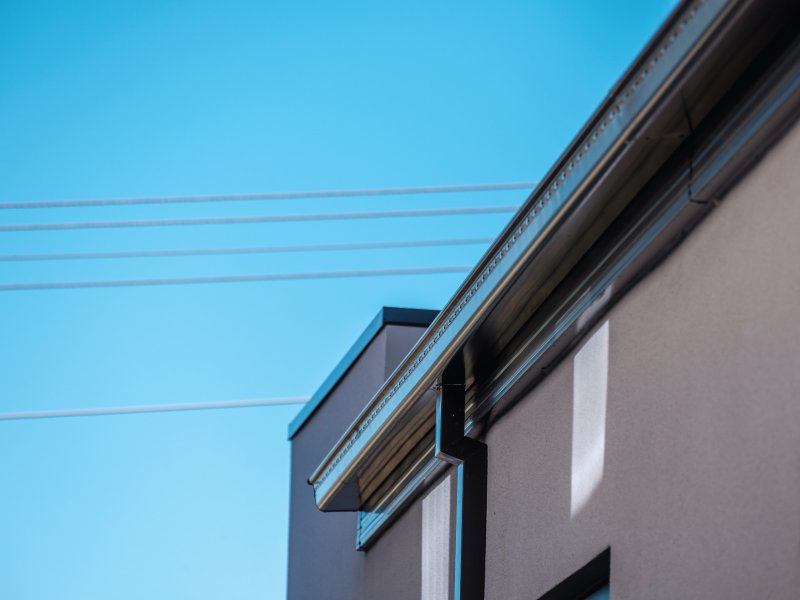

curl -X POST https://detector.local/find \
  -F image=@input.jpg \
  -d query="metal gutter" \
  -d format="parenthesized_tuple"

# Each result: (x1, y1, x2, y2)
(287, 307, 438, 439)
(353, 23, 800, 547)
(309, 0, 787, 512)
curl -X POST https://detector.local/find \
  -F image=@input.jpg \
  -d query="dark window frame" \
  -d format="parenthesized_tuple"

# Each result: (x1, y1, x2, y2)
(537, 548, 610, 600)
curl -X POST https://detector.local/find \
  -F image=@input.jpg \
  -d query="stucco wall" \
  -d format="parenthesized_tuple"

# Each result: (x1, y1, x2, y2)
(290, 120, 800, 600)
(288, 324, 428, 600)
(484, 119, 800, 598)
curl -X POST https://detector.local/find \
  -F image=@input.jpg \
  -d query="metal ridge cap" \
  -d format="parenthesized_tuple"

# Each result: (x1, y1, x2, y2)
(309, 0, 737, 510)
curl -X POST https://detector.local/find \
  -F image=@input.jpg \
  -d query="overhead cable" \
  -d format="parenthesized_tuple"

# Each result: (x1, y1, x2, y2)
(0, 205, 518, 233)
(0, 265, 473, 292)
(0, 396, 310, 421)
(0, 237, 494, 262)
(0, 182, 535, 210)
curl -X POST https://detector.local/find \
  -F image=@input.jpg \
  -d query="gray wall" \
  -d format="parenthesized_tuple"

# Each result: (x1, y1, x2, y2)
(290, 122, 800, 600)
(287, 324, 429, 600)
(484, 119, 800, 598)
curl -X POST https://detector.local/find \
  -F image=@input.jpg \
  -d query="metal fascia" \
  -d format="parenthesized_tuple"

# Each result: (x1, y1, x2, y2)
(355, 32, 800, 547)
(309, 0, 736, 511)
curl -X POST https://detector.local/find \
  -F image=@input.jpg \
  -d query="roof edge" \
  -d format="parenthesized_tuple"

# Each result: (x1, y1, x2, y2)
(287, 307, 438, 439)
(309, 0, 789, 511)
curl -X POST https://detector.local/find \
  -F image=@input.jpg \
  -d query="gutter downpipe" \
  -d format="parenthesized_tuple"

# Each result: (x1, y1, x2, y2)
(435, 357, 487, 600)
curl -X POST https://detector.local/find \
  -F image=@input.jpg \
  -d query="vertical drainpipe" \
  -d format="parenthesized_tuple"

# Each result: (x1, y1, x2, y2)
(435, 357, 487, 600)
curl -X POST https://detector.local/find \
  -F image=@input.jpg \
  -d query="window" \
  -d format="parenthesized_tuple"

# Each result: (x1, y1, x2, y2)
(537, 548, 610, 600)
(585, 584, 609, 600)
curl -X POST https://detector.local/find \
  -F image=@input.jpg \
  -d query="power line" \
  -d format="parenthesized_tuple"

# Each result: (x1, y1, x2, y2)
(0, 265, 473, 292)
(0, 182, 535, 210)
(0, 205, 518, 233)
(0, 237, 494, 262)
(0, 396, 309, 421)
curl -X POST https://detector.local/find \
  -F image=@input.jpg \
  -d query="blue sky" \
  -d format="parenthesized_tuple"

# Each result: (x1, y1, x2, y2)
(0, 1, 675, 598)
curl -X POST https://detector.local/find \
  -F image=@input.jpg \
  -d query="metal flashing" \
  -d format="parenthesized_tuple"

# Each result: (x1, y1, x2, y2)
(287, 307, 438, 439)
(309, 0, 800, 519)
(351, 21, 800, 548)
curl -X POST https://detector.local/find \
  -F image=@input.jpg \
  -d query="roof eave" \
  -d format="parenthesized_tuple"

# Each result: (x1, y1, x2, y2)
(309, 0, 778, 511)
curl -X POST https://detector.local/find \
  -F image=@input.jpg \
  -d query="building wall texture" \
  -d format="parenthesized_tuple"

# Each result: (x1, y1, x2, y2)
(288, 325, 428, 600)
(289, 121, 800, 600)
(484, 119, 800, 599)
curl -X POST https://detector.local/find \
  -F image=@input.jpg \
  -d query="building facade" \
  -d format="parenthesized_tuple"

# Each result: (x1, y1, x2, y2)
(288, 0, 800, 597)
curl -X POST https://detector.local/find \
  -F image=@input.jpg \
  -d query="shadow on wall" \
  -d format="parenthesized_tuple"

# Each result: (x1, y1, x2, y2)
(571, 320, 609, 518)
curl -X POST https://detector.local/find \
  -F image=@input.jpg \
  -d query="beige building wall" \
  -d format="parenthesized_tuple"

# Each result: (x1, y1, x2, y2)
(485, 119, 800, 599)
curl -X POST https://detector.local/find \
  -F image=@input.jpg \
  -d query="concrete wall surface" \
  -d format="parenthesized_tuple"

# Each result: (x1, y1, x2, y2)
(484, 120, 800, 599)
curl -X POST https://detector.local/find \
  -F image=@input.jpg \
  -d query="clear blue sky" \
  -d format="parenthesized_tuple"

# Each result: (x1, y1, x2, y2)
(0, 1, 676, 598)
